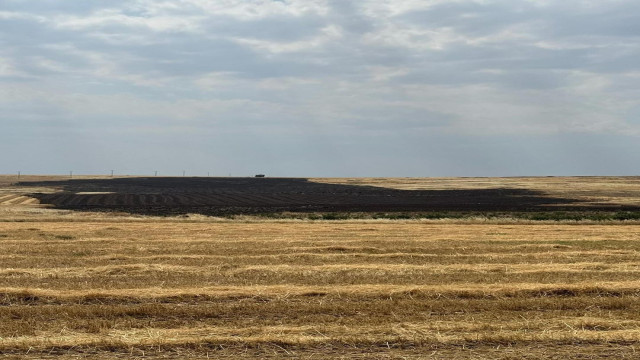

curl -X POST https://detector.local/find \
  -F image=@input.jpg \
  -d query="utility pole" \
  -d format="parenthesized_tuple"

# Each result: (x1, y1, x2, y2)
(182, 170, 185, 177)
(155, 171, 158, 177)
(17, 171, 20, 180)
(110, 170, 114, 177)
(207, 172, 210, 177)
(69, 171, 73, 179)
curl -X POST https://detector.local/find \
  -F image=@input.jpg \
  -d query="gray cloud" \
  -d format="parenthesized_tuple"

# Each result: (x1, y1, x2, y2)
(1, 0, 640, 176)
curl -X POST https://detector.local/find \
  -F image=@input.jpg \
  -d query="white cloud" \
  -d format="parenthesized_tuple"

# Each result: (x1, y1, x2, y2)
(360, 0, 466, 17)
(233, 24, 342, 54)
(0, 10, 46, 22)
(364, 66, 409, 82)
(362, 24, 460, 51)
(54, 8, 203, 32)
(193, 71, 240, 90)
(181, 0, 330, 19)
(0, 57, 28, 77)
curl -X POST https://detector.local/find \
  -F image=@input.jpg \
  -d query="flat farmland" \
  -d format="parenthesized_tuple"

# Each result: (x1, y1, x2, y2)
(0, 176, 639, 359)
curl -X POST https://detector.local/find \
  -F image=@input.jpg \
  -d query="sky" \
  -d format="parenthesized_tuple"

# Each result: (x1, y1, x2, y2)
(1, 0, 640, 177)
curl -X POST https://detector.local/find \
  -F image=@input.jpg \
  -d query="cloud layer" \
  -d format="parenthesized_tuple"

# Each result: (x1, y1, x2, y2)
(2, 0, 640, 175)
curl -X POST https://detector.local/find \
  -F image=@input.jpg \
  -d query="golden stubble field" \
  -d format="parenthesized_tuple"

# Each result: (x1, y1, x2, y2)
(0, 176, 639, 359)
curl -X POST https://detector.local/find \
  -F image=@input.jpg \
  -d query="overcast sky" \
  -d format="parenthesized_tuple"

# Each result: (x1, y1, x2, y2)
(2, 0, 640, 177)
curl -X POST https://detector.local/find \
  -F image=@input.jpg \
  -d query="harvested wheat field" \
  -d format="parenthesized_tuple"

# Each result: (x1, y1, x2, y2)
(0, 176, 639, 358)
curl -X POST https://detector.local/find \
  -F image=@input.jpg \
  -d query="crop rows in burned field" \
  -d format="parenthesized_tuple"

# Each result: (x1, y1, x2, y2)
(15, 177, 640, 216)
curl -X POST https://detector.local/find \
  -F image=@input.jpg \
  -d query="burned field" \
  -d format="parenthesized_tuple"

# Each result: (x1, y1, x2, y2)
(14, 176, 640, 217)
(1, 176, 640, 359)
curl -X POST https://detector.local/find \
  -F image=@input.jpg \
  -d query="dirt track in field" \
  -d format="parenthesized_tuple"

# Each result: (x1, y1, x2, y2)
(7, 176, 640, 216)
